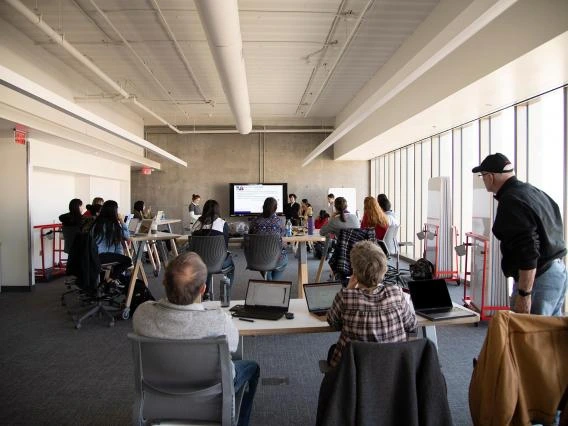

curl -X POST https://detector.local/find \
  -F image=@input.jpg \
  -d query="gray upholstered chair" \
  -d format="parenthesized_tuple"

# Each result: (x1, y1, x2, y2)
(188, 235, 234, 300)
(128, 334, 247, 426)
(243, 234, 282, 279)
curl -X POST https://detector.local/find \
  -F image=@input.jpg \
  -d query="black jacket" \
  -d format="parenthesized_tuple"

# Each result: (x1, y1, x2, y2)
(66, 232, 100, 293)
(283, 202, 300, 223)
(316, 339, 452, 426)
(493, 177, 566, 279)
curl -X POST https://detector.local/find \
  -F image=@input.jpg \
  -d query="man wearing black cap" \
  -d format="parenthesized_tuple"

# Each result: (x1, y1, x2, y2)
(472, 153, 567, 316)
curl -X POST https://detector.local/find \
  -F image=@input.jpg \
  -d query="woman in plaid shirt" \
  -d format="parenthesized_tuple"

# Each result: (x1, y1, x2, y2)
(326, 240, 417, 368)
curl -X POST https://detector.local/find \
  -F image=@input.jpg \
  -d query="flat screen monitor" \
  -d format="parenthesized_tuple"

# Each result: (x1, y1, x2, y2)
(230, 183, 287, 216)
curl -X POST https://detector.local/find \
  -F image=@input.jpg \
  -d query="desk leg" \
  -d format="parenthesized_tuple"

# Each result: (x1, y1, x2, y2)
(421, 325, 438, 350)
(157, 240, 170, 268)
(297, 241, 308, 298)
(315, 239, 329, 282)
(124, 241, 145, 319)
(234, 336, 244, 361)
(170, 238, 179, 256)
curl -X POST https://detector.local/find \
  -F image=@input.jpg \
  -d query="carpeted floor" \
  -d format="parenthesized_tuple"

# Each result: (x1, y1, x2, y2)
(0, 247, 487, 425)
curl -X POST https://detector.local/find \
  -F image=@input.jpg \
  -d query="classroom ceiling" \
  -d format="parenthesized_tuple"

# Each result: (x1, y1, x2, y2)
(0, 0, 439, 129)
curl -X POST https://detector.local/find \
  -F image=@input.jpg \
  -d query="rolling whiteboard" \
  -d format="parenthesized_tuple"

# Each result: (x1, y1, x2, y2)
(328, 188, 357, 212)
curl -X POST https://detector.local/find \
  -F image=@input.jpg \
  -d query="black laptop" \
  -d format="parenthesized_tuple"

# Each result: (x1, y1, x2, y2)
(407, 279, 477, 321)
(230, 280, 292, 321)
(303, 281, 343, 320)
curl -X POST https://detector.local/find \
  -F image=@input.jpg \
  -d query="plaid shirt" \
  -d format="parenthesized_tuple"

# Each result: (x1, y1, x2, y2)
(328, 228, 376, 278)
(327, 285, 417, 368)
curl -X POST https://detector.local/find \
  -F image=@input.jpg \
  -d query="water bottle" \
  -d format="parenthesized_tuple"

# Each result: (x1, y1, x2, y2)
(285, 219, 292, 237)
(220, 275, 231, 307)
(307, 214, 314, 235)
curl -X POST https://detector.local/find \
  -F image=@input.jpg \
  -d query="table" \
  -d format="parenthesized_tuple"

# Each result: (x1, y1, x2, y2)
(207, 298, 479, 358)
(155, 218, 181, 233)
(122, 231, 181, 319)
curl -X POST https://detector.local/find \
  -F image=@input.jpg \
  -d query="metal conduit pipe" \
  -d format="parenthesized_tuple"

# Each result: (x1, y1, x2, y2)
(194, 0, 252, 134)
(147, 128, 335, 134)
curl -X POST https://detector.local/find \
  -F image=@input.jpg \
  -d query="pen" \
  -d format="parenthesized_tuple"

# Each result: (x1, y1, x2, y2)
(239, 318, 255, 323)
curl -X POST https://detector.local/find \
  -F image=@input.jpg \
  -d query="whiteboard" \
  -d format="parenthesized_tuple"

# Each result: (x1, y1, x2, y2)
(328, 188, 357, 213)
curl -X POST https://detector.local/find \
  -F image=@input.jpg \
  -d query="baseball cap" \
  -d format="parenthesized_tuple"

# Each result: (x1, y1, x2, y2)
(472, 153, 514, 173)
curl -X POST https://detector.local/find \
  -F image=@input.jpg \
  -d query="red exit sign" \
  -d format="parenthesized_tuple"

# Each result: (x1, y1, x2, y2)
(14, 127, 27, 145)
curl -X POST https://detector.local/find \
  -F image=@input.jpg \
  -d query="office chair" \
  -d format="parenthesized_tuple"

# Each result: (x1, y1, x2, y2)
(64, 232, 121, 329)
(188, 235, 234, 300)
(128, 333, 248, 426)
(328, 228, 376, 286)
(317, 339, 452, 426)
(243, 234, 282, 279)
(380, 223, 412, 287)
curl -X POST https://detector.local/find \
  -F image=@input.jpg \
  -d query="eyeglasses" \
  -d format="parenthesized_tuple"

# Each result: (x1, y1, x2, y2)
(478, 172, 491, 178)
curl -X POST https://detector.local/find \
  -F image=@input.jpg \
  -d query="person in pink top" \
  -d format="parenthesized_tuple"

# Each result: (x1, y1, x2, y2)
(360, 196, 388, 240)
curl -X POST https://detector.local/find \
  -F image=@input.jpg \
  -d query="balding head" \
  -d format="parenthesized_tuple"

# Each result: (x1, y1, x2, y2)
(163, 252, 207, 305)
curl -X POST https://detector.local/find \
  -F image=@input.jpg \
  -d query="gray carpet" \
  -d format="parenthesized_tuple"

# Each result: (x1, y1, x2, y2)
(0, 247, 487, 425)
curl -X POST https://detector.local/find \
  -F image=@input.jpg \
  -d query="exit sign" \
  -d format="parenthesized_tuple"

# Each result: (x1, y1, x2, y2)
(14, 128, 27, 145)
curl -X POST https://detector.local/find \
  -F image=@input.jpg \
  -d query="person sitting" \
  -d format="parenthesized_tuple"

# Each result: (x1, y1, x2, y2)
(319, 197, 359, 238)
(59, 198, 86, 253)
(313, 210, 331, 259)
(188, 194, 202, 225)
(248, 197, 288, 280)
(326, 241, 417, 368)
(377, 193, 398, 228)
(283, 193, 301, 226)
(90, 200, 132, 280)
(190, 199, 236, 300)
(133, 252, 260, 426)
(133, 200, 151, 220)
(83, 197, 104, 218)
(360, 196, 389, 240)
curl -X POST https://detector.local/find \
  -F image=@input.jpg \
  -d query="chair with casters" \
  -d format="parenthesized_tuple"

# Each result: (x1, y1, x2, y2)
(128, 333, 248, 426)
(188, 234, 234, 300)
(64, 232, 121, 329)
(243, 234, 282, 279)
(379, 223, 412, 287)
(328, 228, 376, 286)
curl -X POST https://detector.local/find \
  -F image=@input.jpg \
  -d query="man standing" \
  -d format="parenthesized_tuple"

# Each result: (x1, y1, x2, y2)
(133, 252, 260, 426)
(327, 193, 335, 216)
(472, 153, 567, 316)
(283, 193, 301, 225)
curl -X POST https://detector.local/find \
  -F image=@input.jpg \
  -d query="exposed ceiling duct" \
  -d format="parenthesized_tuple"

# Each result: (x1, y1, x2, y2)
(194, 0, 252, 134)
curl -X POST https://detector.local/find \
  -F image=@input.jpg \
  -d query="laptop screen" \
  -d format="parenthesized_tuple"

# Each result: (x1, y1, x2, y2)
(128, 218, 140, 233)
(304, 282, 343, 311)
(137, 219, 154, 235)
(408, 279, 453, 311)
(245, 280, 292, 308)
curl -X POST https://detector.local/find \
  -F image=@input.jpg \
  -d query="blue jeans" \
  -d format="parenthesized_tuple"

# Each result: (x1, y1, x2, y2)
(205, 254, 235, 295)
(266, 253, 288, 281)
(511, 259, 567, 316)
(233, 360, 260, 426)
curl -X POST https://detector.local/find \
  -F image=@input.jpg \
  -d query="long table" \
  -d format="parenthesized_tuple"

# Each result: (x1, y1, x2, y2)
(206, 298, 479, 358)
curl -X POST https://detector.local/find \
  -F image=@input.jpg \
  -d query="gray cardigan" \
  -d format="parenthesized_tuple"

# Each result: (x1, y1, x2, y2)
(319, 213, 360, 237)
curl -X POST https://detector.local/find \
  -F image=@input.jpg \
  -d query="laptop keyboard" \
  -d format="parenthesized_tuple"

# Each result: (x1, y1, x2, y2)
(231, 308, 285, 321)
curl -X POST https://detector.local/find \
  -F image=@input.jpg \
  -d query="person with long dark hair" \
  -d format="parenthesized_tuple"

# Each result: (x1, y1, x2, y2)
(91, 200, 132, 279)
(191, 199, 235, 299)
(319, 197, 359, 237)
(133, 200, 151, 220)
(59, 198, 86, 253)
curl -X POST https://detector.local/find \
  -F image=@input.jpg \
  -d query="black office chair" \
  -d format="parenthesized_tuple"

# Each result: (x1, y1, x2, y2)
(188, 235, 234, 300)
(328, 228, 376, 286)
(380, 224, 412, 287)
(243, 234, 282, 279)
(128, 334, 248, 426)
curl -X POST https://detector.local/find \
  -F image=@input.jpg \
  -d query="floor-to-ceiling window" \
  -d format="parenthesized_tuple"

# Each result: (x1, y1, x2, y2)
(370, 86, 568, 276)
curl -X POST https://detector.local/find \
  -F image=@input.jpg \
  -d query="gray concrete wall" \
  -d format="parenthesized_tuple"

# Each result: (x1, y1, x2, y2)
(132, 130, 369, 228)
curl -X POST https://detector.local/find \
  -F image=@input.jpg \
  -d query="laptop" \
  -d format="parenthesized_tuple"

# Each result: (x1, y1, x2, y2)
(155, 210, 165, 221)
(136, 218, 154, 236)
(230, 280, 292, 320)
(303, 281, 343, 320)
(407, 279, 477, 321)
(128, 217, 141, 235)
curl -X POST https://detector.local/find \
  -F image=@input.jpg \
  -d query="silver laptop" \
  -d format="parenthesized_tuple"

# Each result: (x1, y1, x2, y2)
(304, 281, 343, 320)
(135, 218, 154, 236)
(408, 279, 476, 321)
(155, 210, 165, 221)
(230, 280, 292, 320)
(128, 217, 141, 235)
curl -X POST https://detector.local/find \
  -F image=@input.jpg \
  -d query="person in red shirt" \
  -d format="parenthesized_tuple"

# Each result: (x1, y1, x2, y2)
(315, 209, 330, 229)
(360, 196, 389, 240)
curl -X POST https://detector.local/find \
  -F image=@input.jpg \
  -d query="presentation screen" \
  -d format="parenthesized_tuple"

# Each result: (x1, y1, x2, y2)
(230, 183, 287, 216)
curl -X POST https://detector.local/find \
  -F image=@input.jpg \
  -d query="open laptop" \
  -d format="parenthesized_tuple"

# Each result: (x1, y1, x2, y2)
(135, 218, 154, 236)
(128, 217, 141, 235)
(155, 210, 165, 221)
(230, 280, 292, 320)
(303, 281, 343, 320)
(407, 279, 477, 321)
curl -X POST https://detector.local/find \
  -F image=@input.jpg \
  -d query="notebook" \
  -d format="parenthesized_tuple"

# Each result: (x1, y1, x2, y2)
(303, 281, 343, 320)
(407, 279, 477, 321)
(230, 280, 292, 320)
(136, 218, 154, 236)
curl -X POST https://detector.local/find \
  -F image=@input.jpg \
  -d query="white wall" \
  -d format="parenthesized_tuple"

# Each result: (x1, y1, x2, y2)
(0, 136, 30, 288)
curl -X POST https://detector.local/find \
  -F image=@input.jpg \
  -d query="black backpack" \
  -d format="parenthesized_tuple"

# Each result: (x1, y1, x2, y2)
(129, 279, 155, 315)
(410, 258, 435, 280)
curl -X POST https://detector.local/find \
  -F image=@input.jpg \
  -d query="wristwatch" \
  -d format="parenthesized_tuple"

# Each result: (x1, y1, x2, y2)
(517, 288, 532, 297)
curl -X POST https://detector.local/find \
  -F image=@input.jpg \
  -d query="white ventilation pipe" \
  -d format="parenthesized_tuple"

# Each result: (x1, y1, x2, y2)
(194, 0, 252, 134)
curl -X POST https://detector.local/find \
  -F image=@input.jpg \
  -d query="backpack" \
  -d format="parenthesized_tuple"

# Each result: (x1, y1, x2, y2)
(129, 279, 155, 315)
(410, 258, 435, 280)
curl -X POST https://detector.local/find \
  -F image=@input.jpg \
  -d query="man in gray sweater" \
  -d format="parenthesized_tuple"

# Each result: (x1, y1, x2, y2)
(133, 252, 260, 426)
